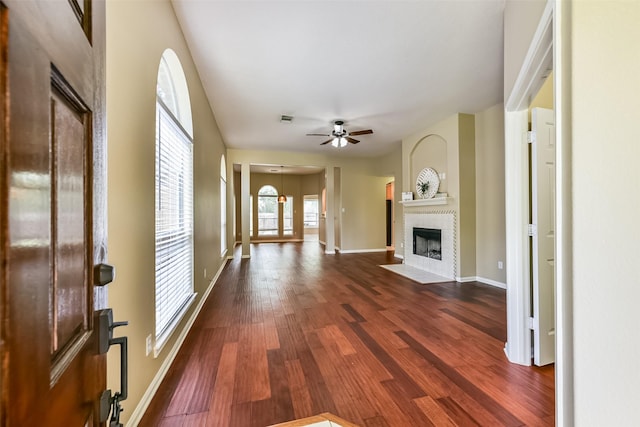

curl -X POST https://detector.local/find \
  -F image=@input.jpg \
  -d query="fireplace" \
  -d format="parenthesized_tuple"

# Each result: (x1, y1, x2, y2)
(404, 212, 455, 279)
(413, 228, 442, 260)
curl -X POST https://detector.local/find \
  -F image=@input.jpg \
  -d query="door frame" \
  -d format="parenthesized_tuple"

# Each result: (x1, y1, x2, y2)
(504, 0, 553, 366)
(504, 0, 573, 425)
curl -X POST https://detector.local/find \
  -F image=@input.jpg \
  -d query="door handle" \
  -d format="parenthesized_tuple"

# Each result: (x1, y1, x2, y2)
(96, 309, 129, 426)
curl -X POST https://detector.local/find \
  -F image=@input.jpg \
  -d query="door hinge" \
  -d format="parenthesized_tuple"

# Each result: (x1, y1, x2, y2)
(527, 131, 535, 144)
(528, 316, 535, 330)
(528, 224, 536, 237)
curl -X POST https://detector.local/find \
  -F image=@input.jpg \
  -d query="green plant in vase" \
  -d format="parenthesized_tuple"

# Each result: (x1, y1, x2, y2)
(418, 181, 429, 198)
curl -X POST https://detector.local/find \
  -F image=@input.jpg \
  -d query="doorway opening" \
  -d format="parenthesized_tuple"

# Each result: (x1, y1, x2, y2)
(303, 194, 319, 241)
(386, 181, 394, 251)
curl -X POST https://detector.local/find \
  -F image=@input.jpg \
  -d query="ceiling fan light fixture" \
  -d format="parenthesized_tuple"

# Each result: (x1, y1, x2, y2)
(331, 137, 348, 148)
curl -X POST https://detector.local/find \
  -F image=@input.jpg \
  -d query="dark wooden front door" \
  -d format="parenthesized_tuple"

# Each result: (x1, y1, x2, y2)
(1, 0, 107, 425)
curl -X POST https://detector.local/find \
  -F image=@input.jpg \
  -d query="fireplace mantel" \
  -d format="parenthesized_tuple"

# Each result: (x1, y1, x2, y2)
(400, 197, 452, 207)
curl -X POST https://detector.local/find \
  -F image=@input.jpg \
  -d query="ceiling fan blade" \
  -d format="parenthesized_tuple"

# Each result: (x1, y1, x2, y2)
(349, 129, 373, 136)
(345, 136, 360, 144)
(307, 133, 330, 136)
(320, 138, 334, 145)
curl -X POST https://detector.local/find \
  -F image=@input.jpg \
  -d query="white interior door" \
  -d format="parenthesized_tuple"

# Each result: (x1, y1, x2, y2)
(532, 107, 555, 366)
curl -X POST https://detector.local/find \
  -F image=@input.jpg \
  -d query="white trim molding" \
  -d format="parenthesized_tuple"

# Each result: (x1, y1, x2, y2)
(337, 248, 389, 254)
(476, 276, 507, 290)
(504, 0, 553, 368)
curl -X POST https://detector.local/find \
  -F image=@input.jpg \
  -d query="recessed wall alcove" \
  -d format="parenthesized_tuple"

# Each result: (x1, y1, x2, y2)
(410, 134, 448, 195)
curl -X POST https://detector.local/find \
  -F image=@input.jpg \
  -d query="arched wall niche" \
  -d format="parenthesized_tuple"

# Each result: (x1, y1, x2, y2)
(409, 134, 448, 194)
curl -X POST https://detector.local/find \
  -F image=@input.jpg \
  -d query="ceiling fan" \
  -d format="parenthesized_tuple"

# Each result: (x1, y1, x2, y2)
(307, 120, 373, 148)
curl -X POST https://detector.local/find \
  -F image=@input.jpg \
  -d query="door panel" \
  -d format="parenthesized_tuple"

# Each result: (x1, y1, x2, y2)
(532, 107, 555, 367)
(1, 1, 107, 425)
(50, 74, 91, 377)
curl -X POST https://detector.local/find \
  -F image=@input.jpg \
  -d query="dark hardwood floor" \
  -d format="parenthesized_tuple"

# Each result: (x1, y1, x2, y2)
(140, 242, 554, 427)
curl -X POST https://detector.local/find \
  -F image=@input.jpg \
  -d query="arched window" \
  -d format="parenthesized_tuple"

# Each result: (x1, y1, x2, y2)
(154, 49, 194, 354)
(220, 155, 227, 255)
(257, 185, 278, 236)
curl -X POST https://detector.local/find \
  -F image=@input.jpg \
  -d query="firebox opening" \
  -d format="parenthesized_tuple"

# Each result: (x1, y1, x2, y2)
(413, 227, 442, 260)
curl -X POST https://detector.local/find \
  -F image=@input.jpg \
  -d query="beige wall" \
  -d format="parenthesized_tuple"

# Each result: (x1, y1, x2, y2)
(458, 114, 476, 278)
(570, 2, 640, 423)
(475, 103, 506, 284)
(503, 0, 548, 101)
(403, 114, 460, 199)
(106, 0, 227, 423)
(372, 147, 402, 252)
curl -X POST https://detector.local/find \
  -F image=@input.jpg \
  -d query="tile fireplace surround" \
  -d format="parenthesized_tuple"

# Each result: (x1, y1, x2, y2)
(404, 211, 456, 279)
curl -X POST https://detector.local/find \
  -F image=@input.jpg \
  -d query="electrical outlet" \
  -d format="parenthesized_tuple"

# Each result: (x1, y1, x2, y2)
(203, 268, 207, 278)
(146, 335, 152, 356)
(400, 242, 404, 248)
(498, 261, 503, 270)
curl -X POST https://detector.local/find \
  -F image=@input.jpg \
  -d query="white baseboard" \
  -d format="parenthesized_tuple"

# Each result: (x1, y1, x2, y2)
(395, 254, 404, 260)
(127, 259, 228, 426)
(251, 238, 304, 243)
(454, 275, 507, 289)
(337, 248, 389, 254)
(476, 276, 507, 289)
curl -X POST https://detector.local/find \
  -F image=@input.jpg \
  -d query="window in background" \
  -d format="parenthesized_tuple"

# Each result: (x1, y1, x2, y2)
(283, 196, 293, 235)
(303, 195, 319, 228)
(258, 185, 278, 236)
(249, 195, 253, 237)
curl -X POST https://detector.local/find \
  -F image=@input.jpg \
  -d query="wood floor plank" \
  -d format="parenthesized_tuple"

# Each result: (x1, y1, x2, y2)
(396, 330, 525, 426)
(266, 349, 295, 424)
(228, 401, 251, 427)
(413, 396, 457, 427)
(348, 322, 425, 399)
(182, 412, 208, 427)
(363, 415, 390, 427)
(380, 380, 435, 427)
(186, 327, 227, 413)
(206, 342, 238, 427)
(142, 243, 554, 427)
(285, 359, 314, 420)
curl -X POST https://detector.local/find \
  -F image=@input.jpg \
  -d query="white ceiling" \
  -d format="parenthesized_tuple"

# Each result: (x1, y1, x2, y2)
(171, 0, 505, 159)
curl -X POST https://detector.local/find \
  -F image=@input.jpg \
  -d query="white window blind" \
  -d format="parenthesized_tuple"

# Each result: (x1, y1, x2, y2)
(155, 99, 194, 345)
